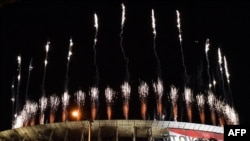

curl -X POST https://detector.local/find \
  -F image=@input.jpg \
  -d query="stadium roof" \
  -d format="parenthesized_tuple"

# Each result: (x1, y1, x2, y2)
(0, 120, 223, 140)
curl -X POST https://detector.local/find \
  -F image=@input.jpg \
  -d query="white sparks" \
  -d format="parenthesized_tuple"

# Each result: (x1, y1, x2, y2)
(49, 94, 60, 112)
(62, 92, 70, 110)
(151, 9, 156, 36)
(90, 87, 99, 102)
(207, 91, 216, 110)
(121, 3, 126, 27)
(24, 100, 38, 116)
(75, 90, 86, 105)
(184, 87, 193, 104)
(223, 104, 239, 125)
(170, 85, 179, 104)
(39, 96, 48, 112)
(105, 86, 116, 104)
(11, 97, 15, 102)
(196, 94, 205, 109)
(121, 82, 131, 100)
(138, 81, 149, 99)
(153, 78, 163, 99)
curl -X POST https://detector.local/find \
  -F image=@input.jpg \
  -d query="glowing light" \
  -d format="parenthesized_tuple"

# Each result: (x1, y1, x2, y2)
(72, 110, 79, 117)
(11, 97, 15, 102)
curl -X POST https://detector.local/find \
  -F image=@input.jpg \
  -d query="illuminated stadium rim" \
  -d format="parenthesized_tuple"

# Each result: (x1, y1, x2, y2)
(0, 120, 223, 140)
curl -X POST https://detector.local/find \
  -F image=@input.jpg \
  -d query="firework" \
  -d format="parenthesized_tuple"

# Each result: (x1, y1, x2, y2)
(184, 87, 193, 122)
(170, 85, 179, 121)
(75, 90, 86, 106)
(138, 81, 149, 120)
(153, 78, 164, 99)
(39, 96, 48, 124)
(196, 94, 205, 124)
(121, 82, 131, 100)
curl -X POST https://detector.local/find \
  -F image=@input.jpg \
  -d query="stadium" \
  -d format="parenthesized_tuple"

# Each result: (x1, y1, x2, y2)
(0, 120, 223, 141)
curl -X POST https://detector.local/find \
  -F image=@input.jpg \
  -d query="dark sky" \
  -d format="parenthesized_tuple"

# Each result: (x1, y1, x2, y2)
(1, 1, 250, 131)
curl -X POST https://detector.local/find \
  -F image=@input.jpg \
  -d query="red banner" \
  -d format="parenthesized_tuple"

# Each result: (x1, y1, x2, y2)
(168, 128, 223, 141)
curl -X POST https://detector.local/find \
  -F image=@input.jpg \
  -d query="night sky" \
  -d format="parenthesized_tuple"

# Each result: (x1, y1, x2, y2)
(1, 1, 250, 131)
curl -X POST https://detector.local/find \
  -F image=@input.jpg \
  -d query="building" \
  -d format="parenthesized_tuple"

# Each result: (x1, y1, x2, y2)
(0, 120, 223, 141)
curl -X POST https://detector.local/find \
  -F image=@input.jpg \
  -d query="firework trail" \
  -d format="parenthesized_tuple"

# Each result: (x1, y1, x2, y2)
(207, 91, 216, 125)
(121, 82, 131, 119)
(183, 87, 193, 122)
(217, 48, 227, 102)
(25, 58, 33, 101)
(170, 85, 178, 121)
(42, 41, 50, 96)
(93, 13, 100, 85)
(11, 78, 15, 120)
(153, 78, 163, 119)
(223, 56, 234, 106)
(39, 96, 47, 124)
(151, 9, 161, 77)
(223, 56, 230, 84)
(89, 87, 99, 120)
(196, 94, 205, 124)
(75, 90, 86, 121)
(138, 81, 149, 120)
(16, 55, 21, 115)
(64, 38, 73, 91)
(49, 94, 60, 123)
(176, 10, 188, 82)
(61, 92, 70, 122)
(120, 3, 130, 81)
(205, 39, 212, 89)
(105, 86, 116, 120)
